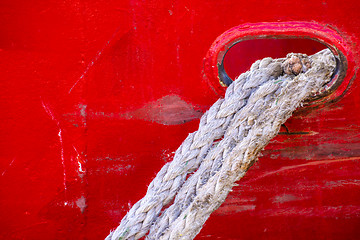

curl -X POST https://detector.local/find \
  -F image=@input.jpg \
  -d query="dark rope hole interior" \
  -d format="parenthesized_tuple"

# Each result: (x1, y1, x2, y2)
(222, 38, 328, 82)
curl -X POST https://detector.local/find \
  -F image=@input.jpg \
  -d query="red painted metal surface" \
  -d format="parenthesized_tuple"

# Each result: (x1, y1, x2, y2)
(1, 1, 360, 239)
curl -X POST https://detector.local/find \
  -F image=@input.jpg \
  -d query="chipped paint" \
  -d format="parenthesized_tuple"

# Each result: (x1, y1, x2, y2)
(76, 196, 87, 213)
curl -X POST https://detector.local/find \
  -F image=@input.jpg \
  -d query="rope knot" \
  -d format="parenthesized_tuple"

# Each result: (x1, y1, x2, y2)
(282, 53, 312, 75)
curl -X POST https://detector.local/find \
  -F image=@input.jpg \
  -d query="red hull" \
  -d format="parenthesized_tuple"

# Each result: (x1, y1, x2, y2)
(1, 1, 360, 239)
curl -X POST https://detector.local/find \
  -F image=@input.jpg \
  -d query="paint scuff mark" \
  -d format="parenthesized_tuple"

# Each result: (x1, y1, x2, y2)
(272, 194, 301, 204)
(246, 156, 360, 184)
(216, 196, 257, 215)
(62, 95, 205, 125)
(120, 95, 204, 125)
(258, 206, 360, 218)
(76, 196, 87, 213)
(216, 204, 256, 215)
(88, 164, 134, 175)
(53, 197, 87, 213)
(325, 179, 360, 188)
(78, 103, 87, 122)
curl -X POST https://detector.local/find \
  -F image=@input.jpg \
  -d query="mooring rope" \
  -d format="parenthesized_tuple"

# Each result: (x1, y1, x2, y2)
(106, 49, 336, 240)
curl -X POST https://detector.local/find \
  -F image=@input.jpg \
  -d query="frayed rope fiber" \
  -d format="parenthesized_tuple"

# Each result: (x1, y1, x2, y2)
(106, 49, 336, 240)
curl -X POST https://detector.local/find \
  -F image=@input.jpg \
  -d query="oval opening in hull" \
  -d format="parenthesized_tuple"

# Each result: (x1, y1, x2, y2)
(222, 38, 327, 81)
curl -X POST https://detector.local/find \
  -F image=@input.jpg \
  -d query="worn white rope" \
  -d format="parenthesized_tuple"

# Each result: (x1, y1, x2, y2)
(106, 49, 335, 240)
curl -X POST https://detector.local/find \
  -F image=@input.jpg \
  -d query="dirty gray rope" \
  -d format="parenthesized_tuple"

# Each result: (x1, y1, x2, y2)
(106, 49, 335, 240)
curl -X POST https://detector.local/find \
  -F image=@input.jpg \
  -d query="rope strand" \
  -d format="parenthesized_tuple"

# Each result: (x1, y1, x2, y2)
(106, 49, 336, 240)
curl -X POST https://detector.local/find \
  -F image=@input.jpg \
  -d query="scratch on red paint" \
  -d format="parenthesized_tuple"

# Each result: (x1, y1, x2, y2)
(41, 100, 68, 196)
(68, 27, 125, 94)
(1, 157, 16, 176)
(8, 221, 49, 237)
(73, 145, 85, 174)
(247, 156, 360, 183)
(258, 206, 360, 218)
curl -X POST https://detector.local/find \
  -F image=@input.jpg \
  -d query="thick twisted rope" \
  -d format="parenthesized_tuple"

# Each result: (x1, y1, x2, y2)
(106, 49, 336, 240)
